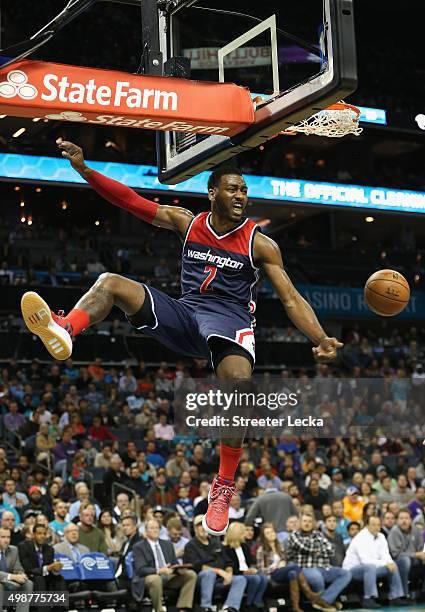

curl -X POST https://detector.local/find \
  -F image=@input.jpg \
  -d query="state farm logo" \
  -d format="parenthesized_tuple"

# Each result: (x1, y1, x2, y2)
(45, 111, 87, 121)
(0, 70, 38, 100)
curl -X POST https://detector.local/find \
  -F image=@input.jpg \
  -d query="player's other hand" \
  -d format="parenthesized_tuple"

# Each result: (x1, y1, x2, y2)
(56, 139, 87, 174)
(312, 337, 343, 362)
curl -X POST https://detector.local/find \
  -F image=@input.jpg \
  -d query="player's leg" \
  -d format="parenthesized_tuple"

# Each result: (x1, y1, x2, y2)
(203, 347, 252, 536)
(21, 273, 145, 360)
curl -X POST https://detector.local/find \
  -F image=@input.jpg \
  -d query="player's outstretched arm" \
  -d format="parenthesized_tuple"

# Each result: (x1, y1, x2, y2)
(254, 233, 343, 362)
(57, 139, 193, 235)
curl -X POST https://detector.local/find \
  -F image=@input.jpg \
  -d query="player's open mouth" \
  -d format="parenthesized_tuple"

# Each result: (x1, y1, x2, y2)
(232, 203, 244, 213)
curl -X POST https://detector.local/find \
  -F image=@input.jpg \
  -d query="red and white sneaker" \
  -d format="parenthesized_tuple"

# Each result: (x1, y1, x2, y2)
(202, 476, 237, 536)
(21, 291, 73, 360)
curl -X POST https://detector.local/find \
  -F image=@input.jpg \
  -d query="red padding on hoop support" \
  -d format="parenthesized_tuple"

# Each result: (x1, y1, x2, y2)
(0, 60, 254, 136)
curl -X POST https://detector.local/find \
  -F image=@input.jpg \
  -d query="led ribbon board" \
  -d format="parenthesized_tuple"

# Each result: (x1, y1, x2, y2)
(0, 60, 254, 137)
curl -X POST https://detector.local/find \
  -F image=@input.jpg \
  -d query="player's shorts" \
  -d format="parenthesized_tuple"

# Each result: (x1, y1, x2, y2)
(127, 284, 255, 371)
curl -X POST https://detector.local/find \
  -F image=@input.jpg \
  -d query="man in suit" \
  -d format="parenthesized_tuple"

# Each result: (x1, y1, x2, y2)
(115, 514, 141, 587)
(54, 523, 89, 593)
(132, 518, 197, 612)
(18, 524, 65, 591)
(53, 523, 89, 560)
(0, 527, 33, 612)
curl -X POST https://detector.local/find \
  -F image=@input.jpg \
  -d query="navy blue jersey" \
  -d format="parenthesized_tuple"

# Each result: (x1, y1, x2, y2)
(181, 211, 261, 312)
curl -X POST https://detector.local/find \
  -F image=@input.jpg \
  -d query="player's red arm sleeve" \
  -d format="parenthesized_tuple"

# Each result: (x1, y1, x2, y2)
(86, 170, 158, 223)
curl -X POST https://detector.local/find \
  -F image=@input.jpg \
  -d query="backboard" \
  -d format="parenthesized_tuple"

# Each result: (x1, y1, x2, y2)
(156, 0, 357, 184)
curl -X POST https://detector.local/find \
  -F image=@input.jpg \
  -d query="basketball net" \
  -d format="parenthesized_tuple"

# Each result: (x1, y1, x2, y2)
(280, 102, 363, 138)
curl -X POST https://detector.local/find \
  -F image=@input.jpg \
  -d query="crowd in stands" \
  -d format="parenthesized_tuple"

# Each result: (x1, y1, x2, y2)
(0, 355, 425, 610)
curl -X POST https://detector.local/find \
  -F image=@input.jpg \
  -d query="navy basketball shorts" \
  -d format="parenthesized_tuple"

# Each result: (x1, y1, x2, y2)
(127, 284, 255, 371)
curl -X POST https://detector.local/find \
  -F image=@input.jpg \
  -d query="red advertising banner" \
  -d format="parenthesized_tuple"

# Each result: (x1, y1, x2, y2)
(0, 60, 254, 136)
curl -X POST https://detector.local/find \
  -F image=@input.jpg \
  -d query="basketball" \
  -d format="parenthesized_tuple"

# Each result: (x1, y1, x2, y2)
(364, 270, 410, 316)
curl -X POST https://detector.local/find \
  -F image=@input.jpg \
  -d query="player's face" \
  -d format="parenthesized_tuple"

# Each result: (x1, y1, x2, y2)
(212, 175, 248, 222)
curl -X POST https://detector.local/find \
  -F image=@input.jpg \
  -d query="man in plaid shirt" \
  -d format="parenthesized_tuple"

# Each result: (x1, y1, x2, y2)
(287, 514, 352, 610)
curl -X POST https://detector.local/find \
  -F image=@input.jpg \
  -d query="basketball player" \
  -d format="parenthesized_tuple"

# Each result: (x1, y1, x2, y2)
(21, 139, 342, 536)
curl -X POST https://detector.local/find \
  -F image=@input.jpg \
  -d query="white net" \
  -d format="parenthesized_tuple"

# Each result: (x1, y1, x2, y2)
(284, 104, 363, 138)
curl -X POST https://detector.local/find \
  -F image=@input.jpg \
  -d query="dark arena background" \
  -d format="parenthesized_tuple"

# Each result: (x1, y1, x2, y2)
(0, 1, 425, 611)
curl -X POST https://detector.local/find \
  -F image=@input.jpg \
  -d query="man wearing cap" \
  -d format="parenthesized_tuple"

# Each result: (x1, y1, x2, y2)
(343, 515, 409, 608)
(329, 470, 346, 501)
(132, 518, 197, 612)
(342, 487, 365, 522)
(21, 486, 52, 520)
(183, 514, 247, 612)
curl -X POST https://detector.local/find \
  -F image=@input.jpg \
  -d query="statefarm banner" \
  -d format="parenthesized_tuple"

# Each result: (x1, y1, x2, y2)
(0, 60, 254, 136)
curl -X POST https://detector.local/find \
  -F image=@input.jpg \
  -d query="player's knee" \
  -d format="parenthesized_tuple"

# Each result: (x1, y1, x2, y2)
(95, 272, 119, 294)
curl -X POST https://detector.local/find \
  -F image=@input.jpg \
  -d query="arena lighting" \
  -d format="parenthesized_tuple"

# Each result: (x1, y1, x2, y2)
(365, 216, 374, 223)
(20, 215, 25, 222)
(20, 201, 25, 207)
(61, 201, 68, 210)
(27, 216, 33, 225)
(0, 115, 6, 119)
(95, 220, 100, 226)
(14, 186, 20, 191)
(32, 118, 41, 122)
(12, 127, 26, 138)
(35, 187, 42, 193)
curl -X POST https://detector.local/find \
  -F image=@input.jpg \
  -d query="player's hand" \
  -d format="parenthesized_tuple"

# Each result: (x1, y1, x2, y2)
(56, 139, 88, 175)
(312, 337, 343, 362)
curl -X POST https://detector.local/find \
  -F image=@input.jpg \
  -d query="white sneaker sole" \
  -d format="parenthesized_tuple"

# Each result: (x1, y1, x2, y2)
(21, 291, 73, 360)
(202, 484, 230, 536)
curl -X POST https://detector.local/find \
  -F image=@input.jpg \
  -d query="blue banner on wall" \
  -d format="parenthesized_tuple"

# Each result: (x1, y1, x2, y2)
(297, 284, 425, 319)
(1, 153, 425, 214)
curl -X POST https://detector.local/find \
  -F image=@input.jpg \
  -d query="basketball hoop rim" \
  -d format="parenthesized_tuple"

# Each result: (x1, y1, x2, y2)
(327, 101, 361, 118)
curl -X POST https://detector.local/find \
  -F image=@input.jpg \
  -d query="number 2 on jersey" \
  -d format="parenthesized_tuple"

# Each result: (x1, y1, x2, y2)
(200, 265, 217, 293)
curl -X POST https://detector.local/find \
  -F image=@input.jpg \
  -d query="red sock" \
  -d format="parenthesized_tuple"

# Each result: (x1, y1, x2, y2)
(218, 444, 242, 482)
(52, 308, 90, 337)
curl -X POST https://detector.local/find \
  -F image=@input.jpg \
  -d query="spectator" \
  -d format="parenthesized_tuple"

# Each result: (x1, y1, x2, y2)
(381, 511, 396, 538)
(391, 475, 415, 508)
(118, 369, 138, 396)
(102, 454, 130, 505)
(87, 357, 105, 382)
(331, 501, 350, 540)
(88, 415, 117, 442)
(245, 485, 298, 537)
(153, 414, 175, 441)
(287, 513, 352, 610)
(3, 479, 28, 509)
(377, 475, 395, 505)
(94, 441, 113, 468)
(342, 486, 365, 522)
(68, 482, 101, 521)
(49, 499, 69, 541)
(167, 517, 189, 563)
(183, 513, 247, 612)
(175, 486, 194, 525)
(303, 478, 329, 517)
(321, 515, 346, 567)
(115, 514, 141, 586)
(228, 494, 245, 522)
(146, 469, 176, 507)
(328, 469, 346, 501)
(54, 523, 89, 560)
(112, 492, 132, 522)
(0, 526, 33, 612)
(256, 522, 330, 612)
(53, 427, 78, 480)
(99, 509, 124, 556)
(343, 515, 408, 608)
(77, 504, 107, 554)
(407, 487, 425, 520)
(1, 511, 23, 545)
(3, 402, 26, 434)
(18, 524, 65, 592)
(132, 518, 197, 611)
(223, 521, 268, 610)
(166, 448, 191, 480)
(257, 463, 283, 490)
(387, 509, 425, 597)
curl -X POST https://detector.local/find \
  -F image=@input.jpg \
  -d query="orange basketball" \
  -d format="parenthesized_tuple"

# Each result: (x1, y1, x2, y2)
(364, 269, 410, 316)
